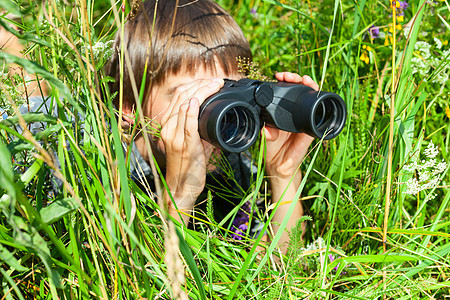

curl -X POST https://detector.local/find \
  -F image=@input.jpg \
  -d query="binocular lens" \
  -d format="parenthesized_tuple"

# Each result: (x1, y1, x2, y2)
(314, 99, 336, 131)
(198, 99, 260, 153)
(220, 106, 254, 147)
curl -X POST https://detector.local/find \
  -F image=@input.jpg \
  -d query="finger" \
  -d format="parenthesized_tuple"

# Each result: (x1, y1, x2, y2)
(160, 111, 177, 147)
(190, 78, 223, 105)
(162, 78, 223, 125)
(301, 75, 320, 91)
(171, 78, 223, 114)
(161, 99, 189, 145)
(291, 133, 314, 157)
(275, 72, 302, 84)
(203, 141, 216, 162)
(162, 80, 202, 124)
(183, 98, 205, 157)
(184, 97, 200, 140)
(171, 103, 189, 151)
(166, 78, 222, 124)
(262, 126, 280, 141)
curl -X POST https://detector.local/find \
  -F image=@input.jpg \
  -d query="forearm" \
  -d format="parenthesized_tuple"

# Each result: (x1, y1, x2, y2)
(269, 173, 304, 253)
(161, 190, 197, 226)
(262, 72, 316, 254)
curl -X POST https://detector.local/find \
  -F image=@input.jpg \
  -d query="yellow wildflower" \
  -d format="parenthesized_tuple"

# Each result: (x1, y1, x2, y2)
(360, 52, 370, 64)
(445, 106, 450, 119)
(385, 35, 394, 45)
(389, 23, 402, 33)
(362, 45, 373, 51)
(390, 0, 400, 9)
(397, 15, 404, 22)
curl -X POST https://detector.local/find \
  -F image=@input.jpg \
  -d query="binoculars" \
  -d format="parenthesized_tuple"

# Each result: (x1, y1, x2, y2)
(198, 78, 347, 153)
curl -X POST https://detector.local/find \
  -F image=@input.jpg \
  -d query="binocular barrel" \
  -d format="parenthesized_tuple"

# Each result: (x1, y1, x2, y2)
(198, 79, 347, 153)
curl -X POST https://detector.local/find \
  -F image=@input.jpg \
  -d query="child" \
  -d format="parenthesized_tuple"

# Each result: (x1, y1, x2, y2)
(105, 0, 318, 252)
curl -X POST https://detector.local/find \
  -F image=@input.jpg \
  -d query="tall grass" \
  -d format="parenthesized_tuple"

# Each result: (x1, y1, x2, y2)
(1, 0, 449, 299)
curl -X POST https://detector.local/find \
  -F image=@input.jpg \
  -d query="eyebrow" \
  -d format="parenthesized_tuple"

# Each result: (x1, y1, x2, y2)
(166, 80, 193, 96)
(167, 86, 178, 96)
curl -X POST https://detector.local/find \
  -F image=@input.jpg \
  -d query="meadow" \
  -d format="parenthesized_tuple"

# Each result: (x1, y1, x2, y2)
(0, 0, 449, 298)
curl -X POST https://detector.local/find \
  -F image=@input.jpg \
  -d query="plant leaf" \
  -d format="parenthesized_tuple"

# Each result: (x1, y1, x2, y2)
(40, 198, 79, 224)
(0, 243, 28, 272)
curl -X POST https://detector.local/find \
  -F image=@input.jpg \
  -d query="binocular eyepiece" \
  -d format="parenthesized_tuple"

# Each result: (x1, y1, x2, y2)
(198, 78, 347, 153)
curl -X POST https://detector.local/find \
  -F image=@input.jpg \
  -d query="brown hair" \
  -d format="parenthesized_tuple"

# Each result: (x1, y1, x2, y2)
(105, 0, 252, 106)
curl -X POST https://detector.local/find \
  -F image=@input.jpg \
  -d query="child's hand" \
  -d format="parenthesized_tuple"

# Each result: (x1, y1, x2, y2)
(264, 72, 318, 252)
(263, 72, 318, 185)
(159, 78, 224, 224)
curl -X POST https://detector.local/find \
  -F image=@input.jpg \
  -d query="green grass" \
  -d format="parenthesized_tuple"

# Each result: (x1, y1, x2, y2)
(1, 0, 449, 299)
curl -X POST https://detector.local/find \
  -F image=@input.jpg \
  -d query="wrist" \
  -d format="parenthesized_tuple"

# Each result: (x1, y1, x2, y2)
(269, 173, 302, 203)
(163, 189, 198, 207)
(268, 170, 302, 186)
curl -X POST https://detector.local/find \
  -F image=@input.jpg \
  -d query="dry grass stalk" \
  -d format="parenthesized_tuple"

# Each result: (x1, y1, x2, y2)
(164, 221, 188, 300)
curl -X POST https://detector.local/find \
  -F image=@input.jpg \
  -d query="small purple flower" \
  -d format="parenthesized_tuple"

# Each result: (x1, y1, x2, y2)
(399, 1, 408, 10)
(231, 223, 248, 240)
(250, 8, 257, 15)
(230, 201, 251, 240)
(230, 231, 243, 240)
(369, 26, 380, 39)
(328, 254, 340, 271)
(328, 254, 347, 274)
(238, 223, 248, 231)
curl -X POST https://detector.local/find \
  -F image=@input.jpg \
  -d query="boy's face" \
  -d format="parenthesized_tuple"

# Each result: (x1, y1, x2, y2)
(145, 65, 240, 159)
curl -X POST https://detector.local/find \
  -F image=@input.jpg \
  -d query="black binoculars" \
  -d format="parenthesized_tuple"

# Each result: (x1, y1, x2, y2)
(198, 78, 347, 153)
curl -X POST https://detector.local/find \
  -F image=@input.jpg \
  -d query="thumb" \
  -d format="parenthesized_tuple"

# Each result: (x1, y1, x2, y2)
(262, 126, 279, 141)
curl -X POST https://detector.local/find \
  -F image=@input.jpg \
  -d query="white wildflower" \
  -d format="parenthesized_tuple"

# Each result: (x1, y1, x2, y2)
(80, 40, 114, 64)
(434, 37, 443, 50)
(425, 193, 436, 201)
(405, 178, 420, 195)
(433, 71, 449, 85)
(419, 171, 431, 182)
(403, 23, 412, 38)
(302, 237, 326, 252)
(378, 204, 382, 213)
(424, 141, 439, 158)
(401, 141, 447, 196)
(421, 178, 440, 190)
(430, 54, 450, 85)
(418, 158, 436, 170)
(410, 40, 449, 85)
(415, 41, 432, 59)
(434, 161, 448, 174)
(403, 162, 418, 172)
(411, 56, 430, 77)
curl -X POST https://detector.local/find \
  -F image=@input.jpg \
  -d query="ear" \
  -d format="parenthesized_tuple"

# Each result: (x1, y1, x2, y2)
(121, 97, 136, 125)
